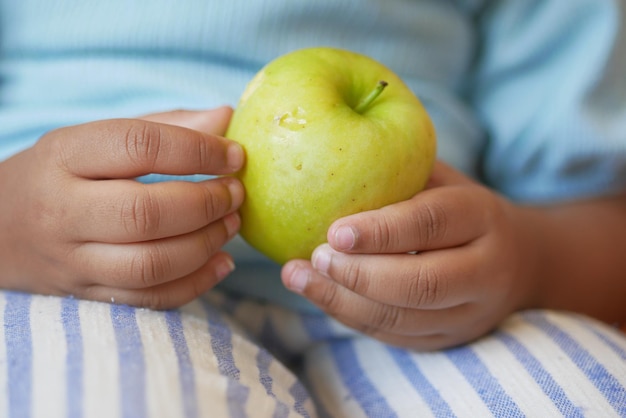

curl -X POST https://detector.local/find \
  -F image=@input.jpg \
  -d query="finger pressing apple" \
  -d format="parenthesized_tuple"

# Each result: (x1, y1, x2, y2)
(48, 118, 244, 179)
(324, 169, 487, 254)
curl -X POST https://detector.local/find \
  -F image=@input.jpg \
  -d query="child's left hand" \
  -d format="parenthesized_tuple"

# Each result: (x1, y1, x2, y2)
(282, 161, 540, 350)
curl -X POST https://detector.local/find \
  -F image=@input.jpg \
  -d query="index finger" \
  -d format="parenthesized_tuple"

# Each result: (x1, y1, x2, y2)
(48, 118, 244, 179)
(327, 185, 492, 254)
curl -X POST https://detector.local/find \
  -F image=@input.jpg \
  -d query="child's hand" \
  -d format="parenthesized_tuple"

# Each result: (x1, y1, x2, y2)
(0, 107, 244, 309)
(282, 162, 539, 350)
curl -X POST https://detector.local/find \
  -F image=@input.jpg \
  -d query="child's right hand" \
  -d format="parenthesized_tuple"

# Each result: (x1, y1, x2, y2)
(0, 107, 245, 309)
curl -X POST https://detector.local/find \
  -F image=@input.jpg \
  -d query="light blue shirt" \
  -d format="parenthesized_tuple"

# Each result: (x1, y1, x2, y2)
(1, 0, 625, 310)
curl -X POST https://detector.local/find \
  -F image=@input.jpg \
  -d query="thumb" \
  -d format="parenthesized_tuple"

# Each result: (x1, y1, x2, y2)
(139, 106, 234, 135)
(425, 160, 476, 189)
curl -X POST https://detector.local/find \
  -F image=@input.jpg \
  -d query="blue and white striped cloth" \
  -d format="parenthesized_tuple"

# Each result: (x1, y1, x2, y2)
(1, 290, 625, 418)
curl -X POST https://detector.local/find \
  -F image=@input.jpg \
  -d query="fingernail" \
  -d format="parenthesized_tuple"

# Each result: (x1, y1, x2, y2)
(312, 245, 331, 275)
(287, 267, 309, 293)
(333, 225, 356, 250)
(223, 211, 241, 237)
(227, 142, 244, 172)
(215, 257, 235, 281)
(225, 178, 244, 209)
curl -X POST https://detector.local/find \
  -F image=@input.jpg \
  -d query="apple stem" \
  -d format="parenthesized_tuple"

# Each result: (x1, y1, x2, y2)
(354, 80, 388, 113)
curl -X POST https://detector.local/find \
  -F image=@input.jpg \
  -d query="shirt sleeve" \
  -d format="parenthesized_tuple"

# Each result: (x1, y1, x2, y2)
(471, 0, 626, 204)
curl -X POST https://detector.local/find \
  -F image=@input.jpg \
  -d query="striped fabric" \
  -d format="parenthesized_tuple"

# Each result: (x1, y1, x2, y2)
(1, 290, 625, 418)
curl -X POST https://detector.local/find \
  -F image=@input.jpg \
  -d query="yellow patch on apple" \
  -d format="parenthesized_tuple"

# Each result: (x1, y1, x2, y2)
(226, 47, 436, 264)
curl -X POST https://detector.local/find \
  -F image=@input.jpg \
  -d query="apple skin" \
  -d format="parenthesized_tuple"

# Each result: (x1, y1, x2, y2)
(226, 47, 436, 264)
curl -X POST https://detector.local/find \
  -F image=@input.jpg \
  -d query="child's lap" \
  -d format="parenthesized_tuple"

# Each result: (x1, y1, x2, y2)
(0, 290, 624, 417)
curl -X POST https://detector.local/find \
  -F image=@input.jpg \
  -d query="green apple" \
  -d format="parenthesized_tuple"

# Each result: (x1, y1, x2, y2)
(226, 47, 436, 264)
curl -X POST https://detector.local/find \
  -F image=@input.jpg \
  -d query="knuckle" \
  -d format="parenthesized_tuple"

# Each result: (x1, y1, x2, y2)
(129, 247, 171, 287)
(201, 184, 227, 223)
(196, 136, 216, 170)
(188, 274, 206, 301)
(124, 121, 163, 170)
(417, 200, 449, 246)
(370, 214, 398, 252)
(341, 261, 370, 295)
(41, 129, 71, 170)
(120, 190, 161, 238)
(38, 127, 82, 176)
(138, 289, 168, 310)
(318, 283, 343, 315)
(409, 265, 447, 307)
(368, 305, 403, 333)
(199, 224, 225, 258)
